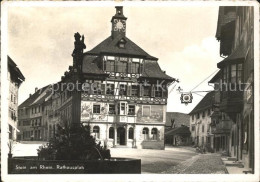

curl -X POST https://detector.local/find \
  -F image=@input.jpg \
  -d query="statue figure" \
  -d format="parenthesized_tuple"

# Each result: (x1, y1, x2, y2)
(72, 32, 86, 69)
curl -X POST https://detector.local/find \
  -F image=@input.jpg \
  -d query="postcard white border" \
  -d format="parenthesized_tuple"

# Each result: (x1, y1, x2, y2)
(1, 1, 259, 182)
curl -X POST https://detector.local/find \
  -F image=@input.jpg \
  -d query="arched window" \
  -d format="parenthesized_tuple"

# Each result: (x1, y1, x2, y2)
(151, 128, 158, 140)
(109, 127, 114, 139)
(93, 126, 100, 139)
(142, 128, 149, 140)
(128, 127, 134, 139)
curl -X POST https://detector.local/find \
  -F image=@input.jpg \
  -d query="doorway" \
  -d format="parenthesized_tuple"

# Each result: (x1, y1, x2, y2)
(117, 127, 126, 145)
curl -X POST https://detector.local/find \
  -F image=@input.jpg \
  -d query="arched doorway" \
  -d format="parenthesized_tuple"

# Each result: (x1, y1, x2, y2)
(117, 127, 126, 145)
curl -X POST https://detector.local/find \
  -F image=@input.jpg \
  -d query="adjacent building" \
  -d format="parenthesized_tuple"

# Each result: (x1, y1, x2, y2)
(189, 92, 214, 149)
(8, 56, 25, 140)
(18, 6, 175, 150)
(165, 112, 191, 146)
(213, 6, 254, 171)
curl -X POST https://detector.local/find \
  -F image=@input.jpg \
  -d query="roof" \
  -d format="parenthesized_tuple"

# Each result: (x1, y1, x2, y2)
(216, 6, 236, 40)
(217, 44, 246, 68)
(208, 70, 221, 83)
(165, 125, 191, 136)
(82, 55, 106, 75)
(19, 85, 52, 108)
(85, 35, 157, 60)
(8, 56, 25, 81)
(189, 91, 215, 115)
(141, 60, 175, 81)
(165, 112, 190, 128)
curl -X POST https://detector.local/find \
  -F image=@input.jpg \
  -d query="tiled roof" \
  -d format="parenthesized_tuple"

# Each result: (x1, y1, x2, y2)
(85, 35, 157, 60)
(8, 56, 25, 81)
(208, 70, 221, 83)
(82, 55, 106, 75)
(19, 85, 52, 108)
(165, 125, 191, 136)
(165, 112, 190, 128)
(189, 91, 215, 115)
(141, 60, 175, 81)
(217, 44, 246, 68)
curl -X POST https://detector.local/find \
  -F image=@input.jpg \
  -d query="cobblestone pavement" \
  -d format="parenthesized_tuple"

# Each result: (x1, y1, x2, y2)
(162, 153, 228, 174)
(110, 146, 198, 173)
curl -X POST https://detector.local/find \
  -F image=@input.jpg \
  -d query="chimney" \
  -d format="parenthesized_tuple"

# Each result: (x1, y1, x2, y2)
(35, 87, 38, 93)
(29, 94, 32, 97)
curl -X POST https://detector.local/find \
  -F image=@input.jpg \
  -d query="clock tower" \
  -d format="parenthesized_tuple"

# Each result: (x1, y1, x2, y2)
(111, 6, 127, 39)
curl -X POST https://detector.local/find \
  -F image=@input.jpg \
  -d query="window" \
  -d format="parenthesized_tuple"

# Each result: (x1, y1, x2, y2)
(109, 104, 116, 115)
(208, 109, 211, 115)
(128, 105, 135, 115)
(196, 113, 200, 119)
(151, 128, 158, 140)
(93, 105, 100, 114)
(119, 43, 125, 48)
(117, 61, 127, 73)
(109, 127, 114, 139)
(120, 103, 126, 115)
(106, 60, 115, 72)
(202, 125, 205, 132)
(142, 128, 149, 140)
(106, 84, 114, 95)
(155, 87, 162, 97)
(202, 111, 205, 118)
(192, 115, 194, 120)
(119, 84, 127, 96)
(131, 62, 140, 73)
(93, 126, 100, 139)
(92, 83, 102, 95)
(131, 85, 138, 96)
(128, 127, 134, 139)
(192, 125, 195, 131)
(231, 64, 237, 83)
(143, 86, 151, 97)
(143, 106, 150, 116)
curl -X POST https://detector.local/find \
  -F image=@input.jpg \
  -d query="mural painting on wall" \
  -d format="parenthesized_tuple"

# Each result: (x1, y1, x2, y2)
(81, 101, 92, 121)
(136, 105, 163, 123)
(81, 101, 108, 121)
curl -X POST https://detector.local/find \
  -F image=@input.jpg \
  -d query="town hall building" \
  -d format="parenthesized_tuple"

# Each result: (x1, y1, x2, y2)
(18, 6, 175, 150)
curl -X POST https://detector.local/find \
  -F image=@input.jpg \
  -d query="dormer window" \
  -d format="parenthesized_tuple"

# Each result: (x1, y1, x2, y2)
(118, 38, 126, 49)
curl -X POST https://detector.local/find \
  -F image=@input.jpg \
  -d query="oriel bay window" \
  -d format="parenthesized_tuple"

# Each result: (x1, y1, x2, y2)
(223, 63, 243, 84)
(128, 105, 135, 115)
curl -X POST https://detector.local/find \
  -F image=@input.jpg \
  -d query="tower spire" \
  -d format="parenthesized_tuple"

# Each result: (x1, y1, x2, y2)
(111, 6, 127, 39)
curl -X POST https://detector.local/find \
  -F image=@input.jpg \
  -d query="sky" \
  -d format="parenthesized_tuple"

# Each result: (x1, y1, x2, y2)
(7, 5, 223, 114)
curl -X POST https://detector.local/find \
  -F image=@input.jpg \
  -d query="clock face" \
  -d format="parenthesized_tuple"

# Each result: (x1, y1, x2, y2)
(114, 19, 126, 32)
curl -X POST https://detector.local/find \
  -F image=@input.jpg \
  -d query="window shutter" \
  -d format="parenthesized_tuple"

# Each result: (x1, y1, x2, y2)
(138, 85, 142, 97)
(101, 84, 106, 95)
(127, 85, 132, 96)
(151, 84, 155, 97)
(139, 63, 144, 74)
(128, 62, 132, 74)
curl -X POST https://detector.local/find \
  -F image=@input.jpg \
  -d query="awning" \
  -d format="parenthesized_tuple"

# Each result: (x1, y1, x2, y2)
(217, 44, 247, 68)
